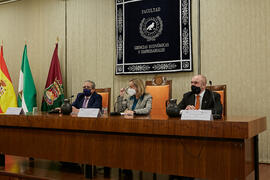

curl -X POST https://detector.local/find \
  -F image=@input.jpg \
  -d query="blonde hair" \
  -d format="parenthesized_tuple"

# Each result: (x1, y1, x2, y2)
(130, 78, 145, 97)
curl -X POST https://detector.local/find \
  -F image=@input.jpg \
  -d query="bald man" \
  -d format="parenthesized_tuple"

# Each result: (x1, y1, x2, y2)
(178, 75, 222, 117)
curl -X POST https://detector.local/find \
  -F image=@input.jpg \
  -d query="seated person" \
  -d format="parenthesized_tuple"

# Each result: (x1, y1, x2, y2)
(178, 74, 222, 117)
(116, 78, 152, 115)
(174, 75, 222, 180)
(72, 80, 102, 113)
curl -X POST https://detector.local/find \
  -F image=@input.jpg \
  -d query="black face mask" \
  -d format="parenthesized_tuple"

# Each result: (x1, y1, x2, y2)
(83, 88, 91, 96)
(191, 85, 201, 94)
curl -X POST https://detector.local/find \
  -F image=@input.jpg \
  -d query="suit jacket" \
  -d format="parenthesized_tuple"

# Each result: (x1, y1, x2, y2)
(72, 91, 102, 110)
(177, 89, 222, 116)
(116, 93, 152, 115)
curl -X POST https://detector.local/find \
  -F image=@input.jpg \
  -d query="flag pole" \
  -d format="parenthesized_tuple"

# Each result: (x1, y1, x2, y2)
(56, 37, 59, 44)
(1, 40, 3, 46)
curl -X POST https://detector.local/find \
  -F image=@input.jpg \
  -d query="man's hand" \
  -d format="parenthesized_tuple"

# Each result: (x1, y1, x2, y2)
(72, 106, 79, 114)
(185, 105, 195, 110)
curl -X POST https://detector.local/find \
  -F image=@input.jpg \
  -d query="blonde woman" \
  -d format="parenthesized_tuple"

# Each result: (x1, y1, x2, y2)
(116, 79, 152, 115)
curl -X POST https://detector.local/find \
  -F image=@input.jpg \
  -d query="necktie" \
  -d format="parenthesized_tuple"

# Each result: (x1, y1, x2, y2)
(82, 98, 89, 108)
(195, 95, 200, 110)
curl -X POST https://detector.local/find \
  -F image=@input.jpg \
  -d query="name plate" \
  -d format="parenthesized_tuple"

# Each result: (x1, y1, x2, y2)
(78, 108, 100, 118)
(5, 107, 24, 115)
(181, 110, 213, 121)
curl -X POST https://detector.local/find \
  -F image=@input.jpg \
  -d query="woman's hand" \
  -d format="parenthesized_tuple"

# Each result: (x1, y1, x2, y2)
(120, 88, 126, 97)
(124, 110, 134, 116)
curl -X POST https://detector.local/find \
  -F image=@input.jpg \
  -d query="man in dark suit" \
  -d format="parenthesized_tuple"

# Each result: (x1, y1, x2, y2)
(178, 74, 222, 117)
(72, 80, 102, 113)
(172, 75, 222, 180)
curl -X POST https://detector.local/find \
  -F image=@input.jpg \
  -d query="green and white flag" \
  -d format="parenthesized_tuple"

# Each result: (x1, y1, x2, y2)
(18, 45, 37, 113)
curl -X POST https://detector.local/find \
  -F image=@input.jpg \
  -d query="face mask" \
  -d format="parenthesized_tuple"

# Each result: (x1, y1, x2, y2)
(191, 85, 201, 94)
(127, 88, 136, 96)
(83, 88, 91, 96)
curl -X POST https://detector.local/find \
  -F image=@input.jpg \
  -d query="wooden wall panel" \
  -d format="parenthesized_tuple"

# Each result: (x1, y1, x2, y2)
(200, 0, 270, 162)
(0, 0, 65, 108)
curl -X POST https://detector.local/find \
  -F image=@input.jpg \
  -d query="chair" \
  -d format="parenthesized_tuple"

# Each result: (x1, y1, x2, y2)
(96, 88, 111, 114)
(206, 84, 227, 118)
(145, 76, 172, 116)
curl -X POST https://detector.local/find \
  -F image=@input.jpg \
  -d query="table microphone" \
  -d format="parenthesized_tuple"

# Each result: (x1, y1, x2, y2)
(110, 98, 128, 116)
(110, 93, 128, 116)
(110, 105, 121, 115)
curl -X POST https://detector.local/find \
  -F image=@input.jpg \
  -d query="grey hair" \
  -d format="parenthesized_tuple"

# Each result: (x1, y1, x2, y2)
(84, 80, 96, 89)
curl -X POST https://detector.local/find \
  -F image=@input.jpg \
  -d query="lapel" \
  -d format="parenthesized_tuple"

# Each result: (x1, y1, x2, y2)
(201, 90, 210, 109)
(129, 94, 144, 109)
(129, 96, 135, 109)
(87, 93, 95, 108)
(190, 94, 195, 106)
(135, 94, 145, 109)
(79, 96, 85, 108)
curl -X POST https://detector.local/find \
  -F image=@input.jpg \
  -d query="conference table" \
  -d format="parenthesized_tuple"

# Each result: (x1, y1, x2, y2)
(0, 113, 266, 180)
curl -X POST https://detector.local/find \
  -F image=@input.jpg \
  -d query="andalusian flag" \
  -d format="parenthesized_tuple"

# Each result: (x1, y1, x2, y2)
(41, 43, 64, 111)
(18, 45, 37, 113)
(0, 44, 17, 113)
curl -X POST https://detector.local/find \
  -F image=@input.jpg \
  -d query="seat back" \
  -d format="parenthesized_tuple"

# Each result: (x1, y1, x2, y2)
(206, 84, 227, 118)
(95, 88, 111, 113)
(145, 76, 172, 116)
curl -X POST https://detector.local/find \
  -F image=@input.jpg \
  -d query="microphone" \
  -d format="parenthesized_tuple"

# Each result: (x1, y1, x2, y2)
(110, 101, 121, 116)
(110, 95, 127, 116)
(209, 81, 221, 119)
(209, 80, 212, 87)
(69, 95, 74, 103)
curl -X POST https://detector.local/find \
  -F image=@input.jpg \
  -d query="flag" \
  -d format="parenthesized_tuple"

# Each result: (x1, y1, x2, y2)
(0, 45, 17, 113)
(18, 45, 37, 113)
(41, 43, 64, 111)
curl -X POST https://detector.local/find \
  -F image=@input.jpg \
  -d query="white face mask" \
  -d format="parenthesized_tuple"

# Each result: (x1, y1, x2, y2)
(127, 88, 136, 96)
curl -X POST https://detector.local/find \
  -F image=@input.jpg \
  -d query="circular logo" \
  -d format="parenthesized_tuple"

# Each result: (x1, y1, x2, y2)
(139, 16, 163, 41)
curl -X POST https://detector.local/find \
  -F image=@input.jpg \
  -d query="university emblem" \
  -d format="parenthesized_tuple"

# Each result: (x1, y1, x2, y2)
(0, 80, 6, 97)
(139, 16, 163, 41)
(44, 80, 63, 105)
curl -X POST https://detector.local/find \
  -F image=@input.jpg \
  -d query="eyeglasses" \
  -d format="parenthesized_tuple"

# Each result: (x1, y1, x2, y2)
(83, 86, 92, 89)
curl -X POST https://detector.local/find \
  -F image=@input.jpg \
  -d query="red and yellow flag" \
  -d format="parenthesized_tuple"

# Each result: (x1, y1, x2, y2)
(0, 44, 17, 113)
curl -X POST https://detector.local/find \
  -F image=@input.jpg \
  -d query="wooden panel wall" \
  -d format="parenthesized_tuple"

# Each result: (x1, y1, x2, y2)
(200, 0, 270, 162)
